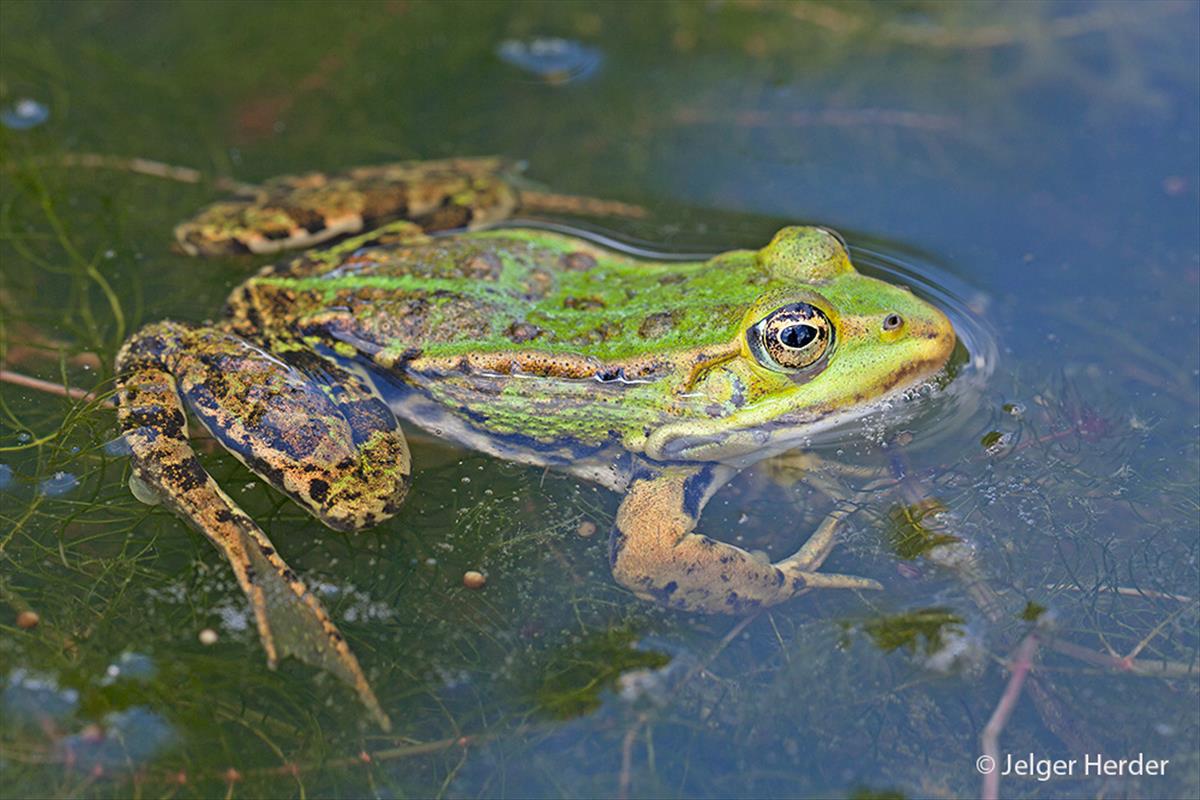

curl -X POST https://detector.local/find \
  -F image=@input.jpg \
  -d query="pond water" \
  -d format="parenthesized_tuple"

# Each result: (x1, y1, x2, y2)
(2, 2, 1197, 798)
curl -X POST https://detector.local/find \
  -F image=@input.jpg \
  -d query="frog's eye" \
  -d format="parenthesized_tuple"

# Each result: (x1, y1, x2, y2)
(748, 302, 834, 372)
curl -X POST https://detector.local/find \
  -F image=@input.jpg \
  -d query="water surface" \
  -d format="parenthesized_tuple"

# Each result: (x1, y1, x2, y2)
(2, 2, 1197, 798)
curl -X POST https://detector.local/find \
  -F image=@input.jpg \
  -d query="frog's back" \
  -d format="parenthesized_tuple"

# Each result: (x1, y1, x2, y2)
(229, 228, 765, 370)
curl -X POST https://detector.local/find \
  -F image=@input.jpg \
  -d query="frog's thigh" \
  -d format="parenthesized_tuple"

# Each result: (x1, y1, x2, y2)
(175, 333, 411, 531)
(117, 322, 392, 728)
(609, 466, 879, 614)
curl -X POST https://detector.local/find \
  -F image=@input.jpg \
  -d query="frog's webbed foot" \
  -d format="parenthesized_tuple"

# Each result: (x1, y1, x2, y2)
(117, 322, 410, 729)
(757, 449, 888, 494)
(609, 465, 881, 614)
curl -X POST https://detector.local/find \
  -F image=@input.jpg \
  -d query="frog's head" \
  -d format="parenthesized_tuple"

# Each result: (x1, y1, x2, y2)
(645, 227, 956, 463)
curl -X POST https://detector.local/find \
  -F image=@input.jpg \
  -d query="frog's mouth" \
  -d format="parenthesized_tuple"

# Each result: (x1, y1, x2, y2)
(647, 402, 867, 465)
(646, 347, 955, 465)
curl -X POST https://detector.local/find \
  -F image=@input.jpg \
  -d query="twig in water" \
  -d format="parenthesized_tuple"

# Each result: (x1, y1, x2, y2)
(980, 633, 1040, 800)
(0, 369, 112, 406)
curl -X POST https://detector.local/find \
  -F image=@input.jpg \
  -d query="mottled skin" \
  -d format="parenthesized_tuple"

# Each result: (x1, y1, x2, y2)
(174, 157, 646, 256)
(118, 207, 955, 729)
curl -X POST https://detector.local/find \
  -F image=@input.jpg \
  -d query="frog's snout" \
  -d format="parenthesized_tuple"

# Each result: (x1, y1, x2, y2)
(889, 302, 956, 374)
(917, 308, 957, 371)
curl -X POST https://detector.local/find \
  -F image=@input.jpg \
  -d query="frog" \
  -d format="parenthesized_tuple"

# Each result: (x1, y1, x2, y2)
(116, 172, 956, 730)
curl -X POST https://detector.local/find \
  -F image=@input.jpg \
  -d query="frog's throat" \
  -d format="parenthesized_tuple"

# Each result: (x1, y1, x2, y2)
(644, 349, 953, 464)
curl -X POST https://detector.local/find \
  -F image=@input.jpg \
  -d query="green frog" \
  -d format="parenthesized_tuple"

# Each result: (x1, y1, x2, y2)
(117, 165, 956, 729)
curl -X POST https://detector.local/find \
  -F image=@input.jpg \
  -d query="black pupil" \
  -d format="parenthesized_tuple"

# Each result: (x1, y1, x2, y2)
(779, 324, 817, 349)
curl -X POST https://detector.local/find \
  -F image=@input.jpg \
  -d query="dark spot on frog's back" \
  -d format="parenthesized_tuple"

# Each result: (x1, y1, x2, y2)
(560, 251, 597, 271)
(563, 296, 606, 311)
(359, 185, 409, 221)
(281, 205, 328, 234)
(461, 251, 503, 280)
(521, 268, 554, 299)
(505, 321, 543, 343)
(417, 204, 472, 231)
(638, 311, 676, 339)
(582, 321, 621, 344)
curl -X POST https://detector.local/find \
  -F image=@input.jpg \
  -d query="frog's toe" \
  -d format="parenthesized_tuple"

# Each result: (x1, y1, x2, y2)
(787, 570, 883, 592)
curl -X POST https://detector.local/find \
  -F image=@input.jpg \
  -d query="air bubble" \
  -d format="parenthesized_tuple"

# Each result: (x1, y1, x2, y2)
(38, 471, 78, 496)
(1, 98, 49, 130)
(128, 473, 162, 505)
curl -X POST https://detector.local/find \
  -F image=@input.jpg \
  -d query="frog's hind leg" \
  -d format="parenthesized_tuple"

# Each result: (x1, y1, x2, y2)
(610, 465, 881, 615)
(117, 321, 410, 729)
(514, 189, 649, 221)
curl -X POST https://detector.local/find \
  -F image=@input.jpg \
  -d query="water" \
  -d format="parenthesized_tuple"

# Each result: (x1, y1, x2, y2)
(1, 2, 1197, 798)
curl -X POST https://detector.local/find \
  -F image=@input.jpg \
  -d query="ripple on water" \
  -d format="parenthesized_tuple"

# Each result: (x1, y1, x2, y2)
(492, 220, 998, 453)
(495, 38, 603, 84)
(846, 242, 999, 450)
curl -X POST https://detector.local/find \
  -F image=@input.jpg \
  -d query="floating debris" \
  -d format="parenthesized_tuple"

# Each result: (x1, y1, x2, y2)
(922, 625, 984, 674)
(0, 463, 12, 490)
(980, 429, 1015, 455)
(3, 668, 79, 724)
(198, 628, 219, 646)
(100, 652, 157, 686)
(215, 602, 250, 632)
(576, 520, 597, 538)
(38, 471, 79, 496)
(463, 570, 487, 589)
(16, 610, 40, 630)
(532, 630, 670, 719)
(886, 500, 961, 560)
(1, 97, 49, 130)
(616, 658, 688, 709)
(857, 608, 968, 658)
(495, 37, 603, 84)
(57, 706, 175, 773)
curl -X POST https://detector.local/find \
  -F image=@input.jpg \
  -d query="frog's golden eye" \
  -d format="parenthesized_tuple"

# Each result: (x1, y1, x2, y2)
(748, 302, 834, 372)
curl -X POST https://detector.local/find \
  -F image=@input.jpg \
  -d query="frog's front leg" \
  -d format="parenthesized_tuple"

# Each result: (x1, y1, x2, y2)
(610, 465, 881, 614)
(117, 321, 409, 729)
